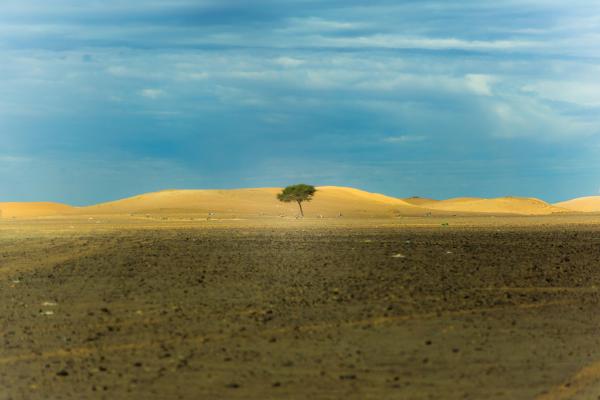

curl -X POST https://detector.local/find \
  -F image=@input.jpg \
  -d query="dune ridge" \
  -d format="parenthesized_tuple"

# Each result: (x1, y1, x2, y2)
(82, 186, 424, 217)
(403, 197, 438, 206)
(0, 202, 75, 218)
(423, 197, 565, 215)
(555, 196, 600, 212)
(0, 187, 571, 218)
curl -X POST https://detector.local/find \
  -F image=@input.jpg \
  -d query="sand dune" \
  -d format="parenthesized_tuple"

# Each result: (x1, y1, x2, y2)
(0, 202, 75, 218)
(555, 196, 600, 212)
(403, 196, 438, 206)
(1, 188, 571, 218)
(83, 186, 424, 217)
(83, 188, 563, 217)
(424, 197, 565, 215)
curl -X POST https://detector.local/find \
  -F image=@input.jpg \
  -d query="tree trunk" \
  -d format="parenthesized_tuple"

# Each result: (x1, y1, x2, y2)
(297, 200, 304, 217)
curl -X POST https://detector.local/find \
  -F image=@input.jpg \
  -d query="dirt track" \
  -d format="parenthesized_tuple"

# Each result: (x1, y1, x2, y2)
(2, 217, 600, 399)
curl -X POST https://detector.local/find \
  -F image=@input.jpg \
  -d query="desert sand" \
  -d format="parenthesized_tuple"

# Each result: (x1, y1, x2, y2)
(402, 196, 439, 206)
(82, 186, 423, 218)
(421, 196, 566, 215)
(555, 196, 600, 212)
(0, 187, 578, 219)
(0, 202, 75, 218)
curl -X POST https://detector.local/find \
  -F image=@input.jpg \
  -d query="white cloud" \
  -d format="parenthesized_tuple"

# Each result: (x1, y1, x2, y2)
(315, 34, 540, 51)
(465, 74, 495, 96)
(383, 135, 427, 144)
(107, 66, 129, 76)
(522, 81, 600, 107)
(212, 85, 265, 106)
(274, 57, 305, 68)
(283, 17, 363, 33)
(140, 88, 164, 99)
(353, 72, 496, 98)
(489, 98, 597, 139)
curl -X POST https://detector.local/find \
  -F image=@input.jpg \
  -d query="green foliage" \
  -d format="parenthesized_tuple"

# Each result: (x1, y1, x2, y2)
(277, 184, 317, 203)
(277, 184, 317, 216)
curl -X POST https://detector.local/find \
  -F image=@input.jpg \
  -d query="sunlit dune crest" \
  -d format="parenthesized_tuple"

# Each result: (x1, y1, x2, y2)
(423, 197, 566, 215)
(83, 186, 424, 217)
(0, 187, 577, 218)
(402, 196, 439, 206)
(554, 196, 600, 212)
(0, 202, 75, 218)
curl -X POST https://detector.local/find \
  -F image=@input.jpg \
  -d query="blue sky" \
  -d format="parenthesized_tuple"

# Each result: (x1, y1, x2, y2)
(1, 0, 599, 205)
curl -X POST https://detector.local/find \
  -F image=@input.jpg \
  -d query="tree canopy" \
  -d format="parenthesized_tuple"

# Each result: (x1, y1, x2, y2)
(277, 184, 317, 217)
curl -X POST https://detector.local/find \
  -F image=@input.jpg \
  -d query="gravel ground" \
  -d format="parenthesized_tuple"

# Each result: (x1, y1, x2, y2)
(2, 217, 600, 399)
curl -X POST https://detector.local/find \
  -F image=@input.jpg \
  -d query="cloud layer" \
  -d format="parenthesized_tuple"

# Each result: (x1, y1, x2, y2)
(1, 1, 599, 204)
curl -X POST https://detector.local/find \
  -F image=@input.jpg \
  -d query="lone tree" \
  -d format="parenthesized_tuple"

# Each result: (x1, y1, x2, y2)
(277, 184, 317, 217)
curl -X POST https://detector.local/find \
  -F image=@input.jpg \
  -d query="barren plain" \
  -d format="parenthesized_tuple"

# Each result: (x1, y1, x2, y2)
(3, 214, 600, 399)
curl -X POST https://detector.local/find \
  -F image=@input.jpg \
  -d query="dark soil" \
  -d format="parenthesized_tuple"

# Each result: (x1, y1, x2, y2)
(2, 222, 600, 399)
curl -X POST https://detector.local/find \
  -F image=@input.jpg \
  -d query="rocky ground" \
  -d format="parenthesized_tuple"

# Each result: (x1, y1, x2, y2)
(2, 217, 600, 399)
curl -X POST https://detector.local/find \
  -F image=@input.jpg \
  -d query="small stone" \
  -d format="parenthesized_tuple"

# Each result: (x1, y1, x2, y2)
(56, 370, 69, 377)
